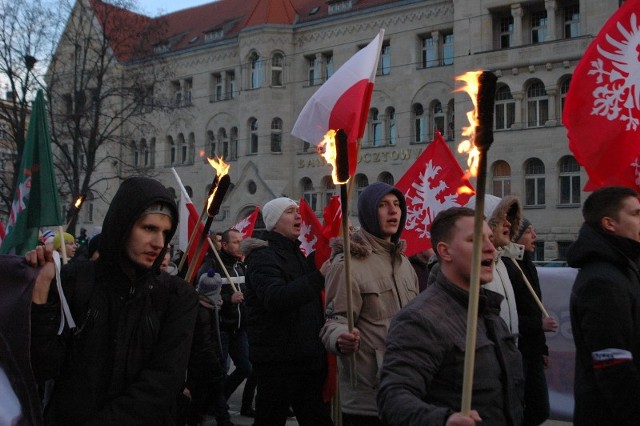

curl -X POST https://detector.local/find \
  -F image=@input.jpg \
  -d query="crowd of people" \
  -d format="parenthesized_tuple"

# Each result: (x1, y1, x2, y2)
(7, 176, 639, 426)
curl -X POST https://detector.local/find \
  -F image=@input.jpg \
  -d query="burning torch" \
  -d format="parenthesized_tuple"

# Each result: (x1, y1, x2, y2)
(319, 128, 357, 388)
(456, 70, 498, 416)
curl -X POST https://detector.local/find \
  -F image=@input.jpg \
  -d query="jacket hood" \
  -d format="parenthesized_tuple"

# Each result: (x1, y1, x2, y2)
(567, 222, 640, 268)
(466, 194, 522, 241)
(240, 237, 268, 258)
(98, 177, 178, 270)
(357, 182, 407, 243)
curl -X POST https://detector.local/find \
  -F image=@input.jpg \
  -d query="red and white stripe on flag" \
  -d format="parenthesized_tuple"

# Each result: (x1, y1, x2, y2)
(395, 132, 475, 257)
(291, 29, 385, 176)
(563, 0, 640, 191)
(178, 195, 207, 270)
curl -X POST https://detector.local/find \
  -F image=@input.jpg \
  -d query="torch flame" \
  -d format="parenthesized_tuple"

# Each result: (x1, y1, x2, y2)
(455, 71, 483, 181)
(74, 195, 84, 209)
(206, 155, 231, 210)
(317, 130, 349, 185)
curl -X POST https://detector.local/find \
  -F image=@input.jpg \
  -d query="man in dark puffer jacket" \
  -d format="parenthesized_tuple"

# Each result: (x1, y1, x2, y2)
(27, 177, 198, 425)
(241, 197, 333, 426)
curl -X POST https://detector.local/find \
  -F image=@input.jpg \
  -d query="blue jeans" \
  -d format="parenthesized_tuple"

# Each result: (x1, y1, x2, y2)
(221, 330, 254, 405)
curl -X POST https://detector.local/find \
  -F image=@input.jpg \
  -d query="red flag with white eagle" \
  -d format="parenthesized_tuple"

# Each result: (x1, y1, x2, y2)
(396, 132, 475, 257)
(298, 199, 324, 258)
(323, 195, 342, 244)
(233, 207, 260, 238)
(563, 0, 640, 191)
(292, 29, 385, 176)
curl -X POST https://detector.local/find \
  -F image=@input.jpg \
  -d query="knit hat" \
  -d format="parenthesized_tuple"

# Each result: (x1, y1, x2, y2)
(513, 218, 532, 243)
(142, 202, 174, 220)
(262, 197, 298, 231)
(53, 232, 75, 250)
(357, 182, 407, 243)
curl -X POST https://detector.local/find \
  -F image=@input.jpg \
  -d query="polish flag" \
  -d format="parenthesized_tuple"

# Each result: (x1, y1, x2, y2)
(172, 168, 207, 273)
(396, 132, 475, 256)
(563, 0, 640, 191)
(292, 29, 385, 176)
(233, 207, 260, 238)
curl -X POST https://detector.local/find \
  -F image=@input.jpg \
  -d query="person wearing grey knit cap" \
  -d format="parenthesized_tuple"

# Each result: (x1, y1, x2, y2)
(320, 182, 419, 425)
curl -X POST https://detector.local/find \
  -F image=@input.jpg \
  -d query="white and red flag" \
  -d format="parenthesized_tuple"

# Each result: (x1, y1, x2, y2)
(563, 0, 640, 191)
(172, 168, 207, 270)
(292, 29, 385, 176)
(298, 199, 324, 259)
(396, 132, 475, 256)
(233, 207, 260, 238)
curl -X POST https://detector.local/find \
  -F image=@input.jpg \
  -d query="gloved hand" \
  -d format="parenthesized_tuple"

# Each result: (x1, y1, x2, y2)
(197, 269, 223, 308)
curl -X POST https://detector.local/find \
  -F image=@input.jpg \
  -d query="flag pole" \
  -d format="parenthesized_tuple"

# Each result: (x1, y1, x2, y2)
(509, 258, 550, 317)
(206, 237, 240, 293)
(460, 71, 498, 415)
(57, 225, 68, 264)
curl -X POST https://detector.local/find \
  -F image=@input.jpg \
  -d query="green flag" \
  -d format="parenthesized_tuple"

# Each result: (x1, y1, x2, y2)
(0, 90, 63, 255)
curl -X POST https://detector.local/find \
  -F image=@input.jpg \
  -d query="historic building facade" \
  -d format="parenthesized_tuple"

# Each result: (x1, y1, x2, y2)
(66, 0, 619, 260)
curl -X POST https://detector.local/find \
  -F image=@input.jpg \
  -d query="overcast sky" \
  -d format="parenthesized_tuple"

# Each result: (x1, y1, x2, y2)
(136, 0, 215, 16)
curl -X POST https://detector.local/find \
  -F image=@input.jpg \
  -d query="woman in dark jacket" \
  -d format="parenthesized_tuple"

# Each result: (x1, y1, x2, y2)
(242, 197, 332, 426)
(29, 177, 198, 425)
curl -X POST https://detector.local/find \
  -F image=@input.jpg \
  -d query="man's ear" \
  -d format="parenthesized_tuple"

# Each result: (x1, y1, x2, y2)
(436, 242, 452, 262)
(601, 216, 617, 233)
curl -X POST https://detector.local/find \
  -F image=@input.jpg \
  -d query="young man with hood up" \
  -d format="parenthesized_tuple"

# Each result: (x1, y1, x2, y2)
(320, 182, 419, 426)
(26, 176, 198, 425)
(241, 197, 333, 426)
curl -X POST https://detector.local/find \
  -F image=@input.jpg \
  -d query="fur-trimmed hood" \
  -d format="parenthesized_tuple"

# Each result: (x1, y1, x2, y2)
(329, 228, 407, 261)
(466, 194, 522, 241)
(240, 237, 269, 258)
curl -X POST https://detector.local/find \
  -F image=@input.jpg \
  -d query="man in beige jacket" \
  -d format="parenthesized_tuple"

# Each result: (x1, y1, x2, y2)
(320, 182, 419, 426)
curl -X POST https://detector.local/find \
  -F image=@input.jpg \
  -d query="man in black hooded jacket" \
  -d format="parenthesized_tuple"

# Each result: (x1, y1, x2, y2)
(568, 186, 640, 425)
(27, 176, 198, 425)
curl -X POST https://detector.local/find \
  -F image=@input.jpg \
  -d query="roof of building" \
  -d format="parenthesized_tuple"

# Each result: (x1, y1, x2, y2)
(89, 0, 402, 62)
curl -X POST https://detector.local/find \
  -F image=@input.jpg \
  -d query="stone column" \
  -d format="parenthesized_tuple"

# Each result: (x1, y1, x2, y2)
(545, 0, 558, 41)
(511, 4, 523, 46)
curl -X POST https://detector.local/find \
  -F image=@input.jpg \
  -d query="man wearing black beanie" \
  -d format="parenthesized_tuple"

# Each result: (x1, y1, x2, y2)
(321, 182, 419, 425)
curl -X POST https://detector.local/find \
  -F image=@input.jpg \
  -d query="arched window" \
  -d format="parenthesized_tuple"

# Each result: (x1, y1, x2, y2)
(431, 101, 445, 138)
(526, 81, 548, 127)
(301, 177, 318, 213)
(249, 118, 258, 154)
(355, 174, 369, 200)
(559, 155, 581, 205)
(378, 171, 394, 185)
(413, 103, 425, 143)
(177, 133, 187, 164)
(207, 130, 216, 157)
(272, 52, 284, 86)
(321, 175, 336, 208)
(560, 77, 571, 114)
(491, 160, 511, 197)
(167, 136, 176, 166)
(524, 158, 546, 206)
(187, 132, 195, 164)
(250, 52, 263, 89)
(370, 108, 383, 146)
(148, 137, 156, 167)
(218, 128, 228, 159)
(446, 99, 455, 140)
(132, 140, 139, 167)
(230, 127, 238, 160)
(495, 85, 515, 130)
(271, 118, 282, 153)
(386, 107, 397, 145)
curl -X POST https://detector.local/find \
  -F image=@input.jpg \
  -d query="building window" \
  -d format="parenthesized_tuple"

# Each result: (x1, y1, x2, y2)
(557, 241, 573, 260)
(422, 36, 437, 68)
(322, 175, 336, 208)
(431, 101, 445, 139)
(560, 77, 571, 113)
(524, 158, 546, 206)
(302, 177, 319, 213)
(499, 15, 513, 48)
(492, 160, 511, 197)
(378, 42, 391, 76)
(249, 118, 258, 154)
(301, 141, 311, 153)
(218, 128, 228, 160)
(446, 99, 455, 141)
(495, 85, 515, 130)
(370, 108, 383, 146)
(324, 53, 334, 80)
(172, 81, 182, 106)
(527, 81, 548, 127)
(442, 32, 454, 65)
(250, 52, 263, 89)
(564, 4, 580, 38)
(230, 127, 238, 160)
(227, 71, 236, 99)
(272, 53, 284, 86)
(207, 130, 216, 157)
(212, 73, 223, 101)
(183, 78, 192, 105)
(271, 118, 282, 153)
(534, 241, 544, 261)
(413, 103, 426, 143)
(168, 136, 176, 165)
(378, 171, 394, 185)
(559, 155, 581, 205)
(132, 141, 139, 167)
(307, 56, 318, 86)
(147, 138, 155, 167)
(531, 9, 548, 44)
(178, 134, 187, 164)
(355, 174, 369, 202)
(386, 107, 397, 145)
